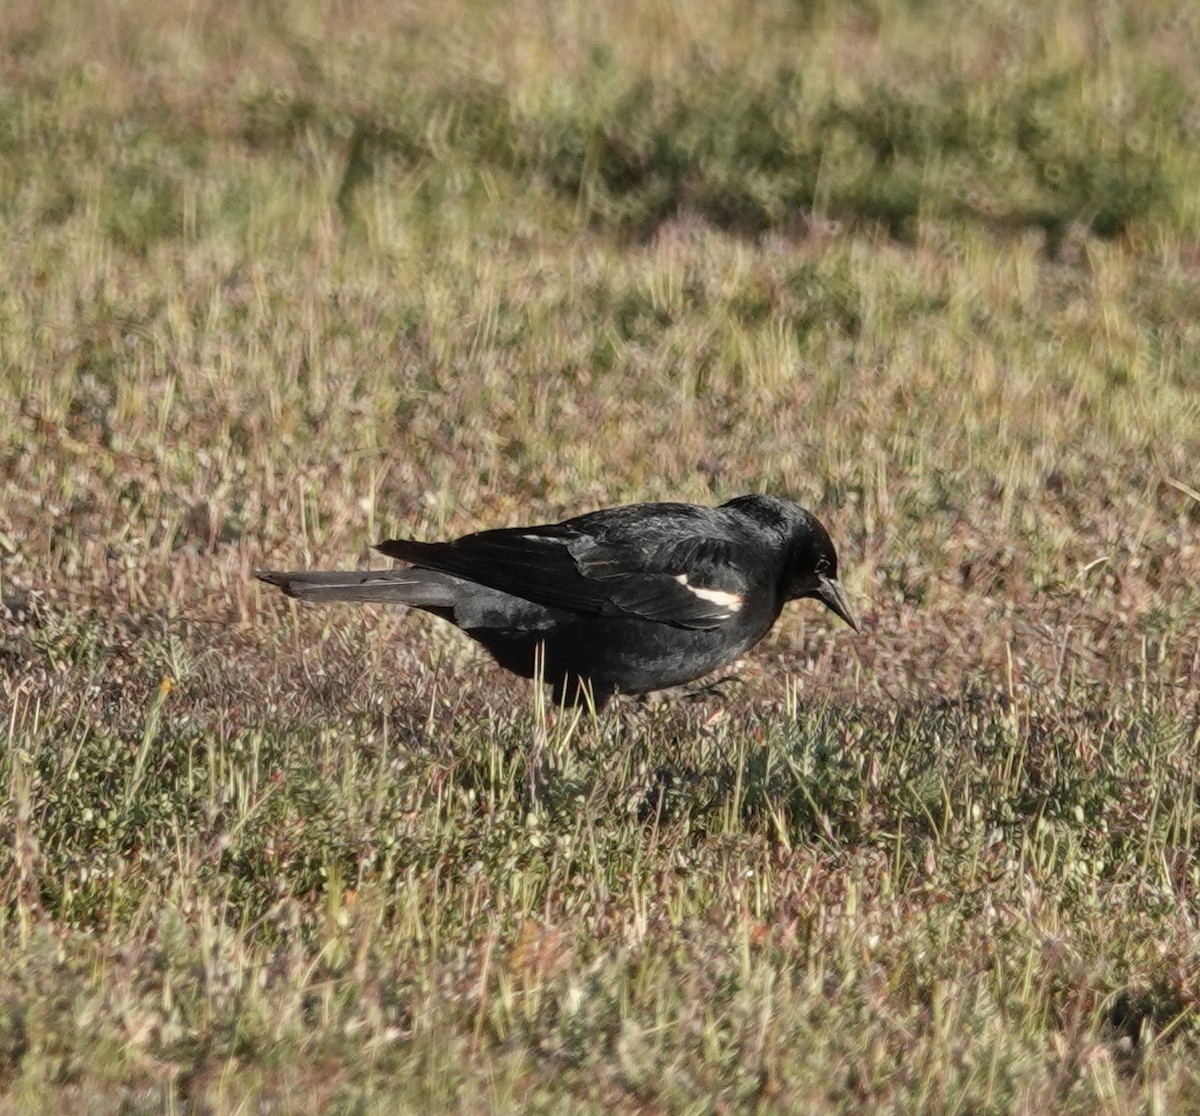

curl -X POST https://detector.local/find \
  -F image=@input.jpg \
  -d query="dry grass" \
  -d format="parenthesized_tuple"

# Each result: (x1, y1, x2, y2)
(2, 0, 1200, 1111)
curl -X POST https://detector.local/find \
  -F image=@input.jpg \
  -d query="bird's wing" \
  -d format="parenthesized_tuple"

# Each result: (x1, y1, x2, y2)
(573, 532, 757, 627)
(375, 511, 763, 629)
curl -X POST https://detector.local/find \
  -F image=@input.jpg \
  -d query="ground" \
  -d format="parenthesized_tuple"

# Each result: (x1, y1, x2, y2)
(2, 0, 1200, 1111)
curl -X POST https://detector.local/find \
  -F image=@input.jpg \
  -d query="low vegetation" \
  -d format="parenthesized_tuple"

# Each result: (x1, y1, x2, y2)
(2, 0, 1199, 1110)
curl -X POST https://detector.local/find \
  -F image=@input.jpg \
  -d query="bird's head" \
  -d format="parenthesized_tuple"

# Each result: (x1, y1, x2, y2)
(783, 514, 859, 631)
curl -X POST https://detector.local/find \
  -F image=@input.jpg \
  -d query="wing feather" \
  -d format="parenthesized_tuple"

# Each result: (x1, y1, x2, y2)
(375, 509, 764, 629)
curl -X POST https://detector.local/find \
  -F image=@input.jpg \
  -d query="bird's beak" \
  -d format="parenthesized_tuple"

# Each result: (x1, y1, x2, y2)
(815, 576, 859, 632)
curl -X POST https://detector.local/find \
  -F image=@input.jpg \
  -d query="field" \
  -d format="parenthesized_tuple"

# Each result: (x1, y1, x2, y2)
(3, 0, 1200, 1111)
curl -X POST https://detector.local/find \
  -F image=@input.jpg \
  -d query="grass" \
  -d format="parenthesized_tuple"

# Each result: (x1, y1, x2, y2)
(2, 0, 1200, 1110)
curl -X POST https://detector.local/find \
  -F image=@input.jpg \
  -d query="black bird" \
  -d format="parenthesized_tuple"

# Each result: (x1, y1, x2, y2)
(257, 494, 857, 705)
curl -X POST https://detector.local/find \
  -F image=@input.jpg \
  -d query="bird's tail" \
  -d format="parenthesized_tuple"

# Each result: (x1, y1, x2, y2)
(255, 568, 457, 608)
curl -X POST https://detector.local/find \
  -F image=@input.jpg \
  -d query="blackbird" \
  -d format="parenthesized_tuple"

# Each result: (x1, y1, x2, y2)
(257, 494, 857, 705)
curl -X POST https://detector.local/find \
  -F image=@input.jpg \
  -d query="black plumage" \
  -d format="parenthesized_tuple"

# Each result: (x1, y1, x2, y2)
(256, 494, 857, 705)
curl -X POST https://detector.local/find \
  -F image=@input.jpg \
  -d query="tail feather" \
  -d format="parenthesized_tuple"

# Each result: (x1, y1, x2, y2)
(255, 568, 457, 608)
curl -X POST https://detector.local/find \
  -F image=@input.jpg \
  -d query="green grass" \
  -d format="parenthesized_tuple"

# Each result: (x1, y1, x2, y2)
(2, 0, 1200, 1110)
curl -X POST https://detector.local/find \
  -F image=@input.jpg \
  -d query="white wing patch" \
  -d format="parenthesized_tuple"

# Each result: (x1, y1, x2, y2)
(674, 574, 744, 613)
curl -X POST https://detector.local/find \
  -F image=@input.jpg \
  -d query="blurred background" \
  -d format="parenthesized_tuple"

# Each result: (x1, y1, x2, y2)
(3, 0, 1198, 694)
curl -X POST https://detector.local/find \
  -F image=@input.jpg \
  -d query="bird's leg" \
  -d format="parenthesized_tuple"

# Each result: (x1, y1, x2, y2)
(654, 673, 747, 703)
